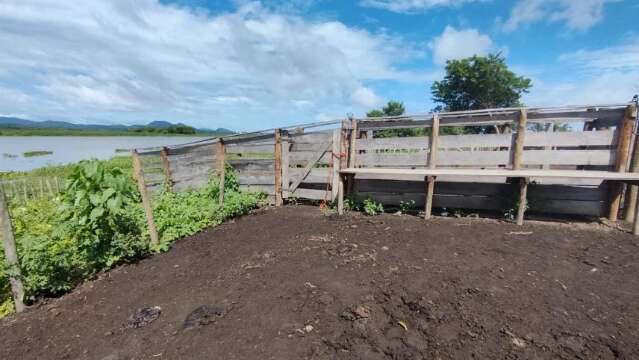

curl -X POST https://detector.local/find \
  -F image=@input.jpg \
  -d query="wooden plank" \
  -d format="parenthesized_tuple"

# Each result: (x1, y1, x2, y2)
(281, 131, 290, 193)
(0, 187, 25, 312)
(274, 129, 283, 206)
(349, 118, 357, 168)
(338, 174, 345, 215)
(608, 106, 634, 220)
(228, 159, 275, 172)
(341, 167, 639, 180)
(289, 148, 332, 165)
(288, 168, 331, 184)
(132, 151, 159, 247)
(331, 129, 341, 201)
(289, 142, 332, 192)
(238, 174, 276, 185)
(289, 187, 330, 200)
(160, 147, 173, 190)
(625, 104, 639, 221)
(225, 144, 274, 154)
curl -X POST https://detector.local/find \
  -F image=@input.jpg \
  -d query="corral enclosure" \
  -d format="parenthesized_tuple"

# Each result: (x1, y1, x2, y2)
(135, 103, 636, 218)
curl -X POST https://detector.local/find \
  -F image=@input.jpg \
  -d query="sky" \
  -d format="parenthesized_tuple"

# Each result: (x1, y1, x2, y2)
(0, 0, 637, 131)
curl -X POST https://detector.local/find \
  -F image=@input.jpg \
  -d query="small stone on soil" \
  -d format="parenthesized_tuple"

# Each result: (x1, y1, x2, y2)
(183, 304, 227, 329)
(125, 306, 162, 329)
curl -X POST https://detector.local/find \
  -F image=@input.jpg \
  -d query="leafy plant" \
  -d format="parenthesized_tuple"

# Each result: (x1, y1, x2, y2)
(399, 200, 416, 214)
(363, 198, 384, 216)
(61, 160, 147, 269)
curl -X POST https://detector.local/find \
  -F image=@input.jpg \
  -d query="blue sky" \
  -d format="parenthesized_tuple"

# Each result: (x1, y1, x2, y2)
(0, 0, 637, 131)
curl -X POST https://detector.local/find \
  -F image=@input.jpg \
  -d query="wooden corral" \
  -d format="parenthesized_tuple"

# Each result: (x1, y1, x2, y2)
(131, 103, 638, 237)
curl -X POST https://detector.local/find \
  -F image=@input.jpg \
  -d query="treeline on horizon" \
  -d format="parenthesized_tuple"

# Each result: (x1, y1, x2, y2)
(0, 125, 229, 136)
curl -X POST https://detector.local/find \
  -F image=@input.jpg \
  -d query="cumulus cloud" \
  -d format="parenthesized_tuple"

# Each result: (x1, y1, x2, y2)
(504, 0, 618, 32)
(0, 0, 422, 129)
(525, 39, 639, 106)
(359, 0, 480, 13)
(429, 26, 494, 65)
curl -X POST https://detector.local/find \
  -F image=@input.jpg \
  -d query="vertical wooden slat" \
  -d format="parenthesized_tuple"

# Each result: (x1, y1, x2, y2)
(424, 176, 436, 220)
(331, 129, 341, 201)
(274, 129, 283, 206)
(281, 131, 290, 199)
(516, 177, 529, 225)
(0, 187, 25, 312)
(512, 108, 528, 170)
(216, 140, 226, 206)
(429, 114, 440, 169)
(132, 150, 159, 247)
(337, 174, 345, 215)
(608, 105, 635, 221)
(348, 118, 358, 168)
(624, 104, 639, 221)
(160, 147, 173, 190)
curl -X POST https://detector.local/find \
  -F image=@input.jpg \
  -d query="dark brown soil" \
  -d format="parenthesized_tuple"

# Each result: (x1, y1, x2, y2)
(2, 205, 639, 359)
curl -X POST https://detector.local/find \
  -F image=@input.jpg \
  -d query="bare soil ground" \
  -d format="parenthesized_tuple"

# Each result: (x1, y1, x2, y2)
(2, 205, 639, 359)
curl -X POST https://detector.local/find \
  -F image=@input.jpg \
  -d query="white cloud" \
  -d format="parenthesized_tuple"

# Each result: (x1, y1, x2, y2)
(429, 26, 494, 65)
(0, 0, 421, 129)
(504, 0, 618, 32)
(359, 0, 481, 13)
(525, 39, 639, 106)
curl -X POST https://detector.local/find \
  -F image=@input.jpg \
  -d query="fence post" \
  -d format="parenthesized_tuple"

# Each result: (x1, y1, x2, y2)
(331, 129, 342, 201)
(160, 147, 173, 191)
(281, 131, 290, 199)
(216, 140, 226, 206)
(132, 150, 159, 247)
(274, 129, 283, 206)
(424, 114, 440, 220)
(512, 108, 527, 170)
(624, 104, 639, 221)
(608, 105, 635, 221)
(0, 187, 25, 312)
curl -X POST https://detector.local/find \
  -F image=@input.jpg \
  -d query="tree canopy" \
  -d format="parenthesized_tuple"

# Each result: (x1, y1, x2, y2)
(431, 53, 532, 112)
(366, 101, 405, 118)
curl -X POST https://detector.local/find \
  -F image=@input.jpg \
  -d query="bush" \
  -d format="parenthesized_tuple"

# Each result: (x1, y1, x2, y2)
(363, 198, 384, 216)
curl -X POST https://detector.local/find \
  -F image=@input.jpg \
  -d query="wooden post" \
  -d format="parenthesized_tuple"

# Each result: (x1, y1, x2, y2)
(0, 187, 25, 312)
(132, 150, 159, 247)
(608, 105, 635, 221)
(512, 108, 528, 170)
(348, 118, 357, 168)
(331, 129, 341, 201)
(281, 131, 290, 199)
(624, 104, 639, 221)
(337, 174, 345, 215)
(216, 140, 226, 206)
(633, 184, 639, 235)
(429, 114, 440, 168)
(516, 177, 529, 226)
(160, 147, 173, 191)
(424, 176, 436, 220)
(274, 129, 283, 206)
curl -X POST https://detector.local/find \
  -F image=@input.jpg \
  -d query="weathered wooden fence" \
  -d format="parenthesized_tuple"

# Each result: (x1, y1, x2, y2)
(133, 103, 637, 220)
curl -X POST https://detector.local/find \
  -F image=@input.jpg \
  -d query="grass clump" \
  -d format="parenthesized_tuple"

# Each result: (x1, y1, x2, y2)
(22, 151, 53, 158)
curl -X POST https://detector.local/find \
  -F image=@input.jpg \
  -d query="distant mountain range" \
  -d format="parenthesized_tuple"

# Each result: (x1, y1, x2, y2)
(0, 116, 234, 134)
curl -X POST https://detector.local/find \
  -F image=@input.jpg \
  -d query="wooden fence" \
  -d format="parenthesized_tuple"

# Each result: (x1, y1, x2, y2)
(133, 103, 637, 220)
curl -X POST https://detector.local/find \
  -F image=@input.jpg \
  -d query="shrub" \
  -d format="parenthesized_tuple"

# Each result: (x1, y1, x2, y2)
(363, 198, 384, 216)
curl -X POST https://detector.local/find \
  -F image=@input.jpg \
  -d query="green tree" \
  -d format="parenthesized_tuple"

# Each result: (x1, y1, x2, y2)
(431, 53, 532, 112)
(367, 101, 424, 137)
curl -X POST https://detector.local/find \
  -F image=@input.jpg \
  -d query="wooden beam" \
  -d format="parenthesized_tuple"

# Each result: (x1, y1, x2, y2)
(516, 177, 529, 225)
(428, 114, 439, 169)
(633, 193, 639, 235)
(0, 187, 25, 312)
(624, 104, 639, 221)
(424, 176, 436, 220)
(331, 129, 341, 201)
(512, 108, 528, 170)
(608, 105, 634, 221)
(160, 147, 173, 190)
(274, 129, 283, 206)
(337, 174, 345, 215)
(132, 150, 159, 247)
(281, 131, 290, 198)
(288, 142, 331, 193)
(216, 140, 226, 206)
(348, 118, 357, 168)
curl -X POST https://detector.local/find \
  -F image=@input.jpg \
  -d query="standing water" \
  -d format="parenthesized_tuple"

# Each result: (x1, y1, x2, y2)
(0, 136, 209, 172)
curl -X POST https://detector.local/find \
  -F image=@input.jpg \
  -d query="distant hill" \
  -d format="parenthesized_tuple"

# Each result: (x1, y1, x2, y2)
(0, 116, 234, 135)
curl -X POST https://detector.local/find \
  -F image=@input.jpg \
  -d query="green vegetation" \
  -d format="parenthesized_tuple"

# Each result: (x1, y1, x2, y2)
(0, 158, 263, 318)
(22, 151, 53, 158)
(2, 153, 17, 159)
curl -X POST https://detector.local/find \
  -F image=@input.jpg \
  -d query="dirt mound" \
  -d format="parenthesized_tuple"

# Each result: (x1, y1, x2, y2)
(1, 206, 638, 359)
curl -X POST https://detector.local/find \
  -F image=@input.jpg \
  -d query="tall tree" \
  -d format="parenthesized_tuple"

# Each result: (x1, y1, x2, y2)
(431, 54, 532, 112)
(367, 101, 423, 138)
